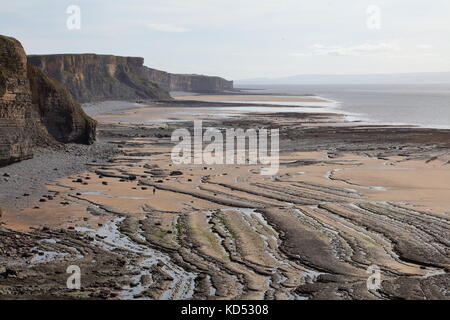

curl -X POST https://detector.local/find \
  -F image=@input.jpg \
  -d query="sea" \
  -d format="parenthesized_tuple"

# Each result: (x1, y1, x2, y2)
(235, 84, 450, 129)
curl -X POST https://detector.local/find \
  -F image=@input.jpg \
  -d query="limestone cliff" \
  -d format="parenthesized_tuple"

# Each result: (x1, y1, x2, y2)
(28, 54, 233, 102)
(143, 67, 234, 93)
(27, 63, 96, 144)
(0, 35, 35, 166)
(28, 54, 172, 103)
(0, 35, 96, 167)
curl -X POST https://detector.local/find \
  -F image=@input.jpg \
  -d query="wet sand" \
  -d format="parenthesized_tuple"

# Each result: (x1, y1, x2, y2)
(176, 94, 327, 103)
(0, 97, 449, 300)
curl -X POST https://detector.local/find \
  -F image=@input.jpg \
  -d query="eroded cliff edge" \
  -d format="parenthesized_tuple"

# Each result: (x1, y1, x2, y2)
(28, 54, 171, 103)
(28, 54, 233, 103)
(143, 67, 234, 93)
(0, 35, 96, 167)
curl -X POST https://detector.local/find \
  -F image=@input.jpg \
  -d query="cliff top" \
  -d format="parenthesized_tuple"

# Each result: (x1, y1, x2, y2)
(28, 53, 137, 58)
(28, 53, 232, 80)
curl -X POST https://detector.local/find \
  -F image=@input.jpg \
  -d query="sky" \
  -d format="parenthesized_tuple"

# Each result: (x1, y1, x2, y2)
(1, 0, 449, 80)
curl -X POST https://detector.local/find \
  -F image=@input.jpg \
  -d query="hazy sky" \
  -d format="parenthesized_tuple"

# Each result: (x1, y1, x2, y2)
(1, 0, 449, 80)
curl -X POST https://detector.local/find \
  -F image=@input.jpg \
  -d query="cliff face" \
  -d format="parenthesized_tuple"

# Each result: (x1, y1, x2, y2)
(0, 36, 36, 166)
(28, 54, 233, 102)
(0, 35, 96, 167)
(143, 67, 234, 93)
(27, 63, 96, 144)
(28, 54, 172, 103)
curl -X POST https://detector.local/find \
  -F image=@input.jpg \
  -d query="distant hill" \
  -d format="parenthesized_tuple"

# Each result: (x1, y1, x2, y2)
(236, 72, 450, 85)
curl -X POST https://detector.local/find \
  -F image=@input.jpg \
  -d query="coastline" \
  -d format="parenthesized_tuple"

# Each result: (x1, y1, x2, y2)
(235, 84, 450, 130)
(2, 0, 450, 305)
(1, 97, 449, 300)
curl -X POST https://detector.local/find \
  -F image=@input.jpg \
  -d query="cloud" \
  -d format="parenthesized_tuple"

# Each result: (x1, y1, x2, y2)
(293, 42, 402, 57)
(141, 22, 190, 33)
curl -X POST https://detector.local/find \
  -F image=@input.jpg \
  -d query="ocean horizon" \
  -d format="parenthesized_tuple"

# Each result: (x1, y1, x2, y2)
(236, 84, 450, 129)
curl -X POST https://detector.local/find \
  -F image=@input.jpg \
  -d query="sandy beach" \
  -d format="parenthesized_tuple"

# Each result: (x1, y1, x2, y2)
(0, 96, 449, 300)
(175, 94, 326, 103)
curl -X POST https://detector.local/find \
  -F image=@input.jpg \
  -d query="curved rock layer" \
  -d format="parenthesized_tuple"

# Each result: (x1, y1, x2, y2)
(6, 120, 446, 300)
(0, 35, 96, 167)
(1, 109, 449, 299)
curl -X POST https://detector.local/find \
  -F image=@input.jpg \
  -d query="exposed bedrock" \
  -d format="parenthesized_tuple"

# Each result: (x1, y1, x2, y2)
(0, 35, 96, 167)
(143, 67, 234, 93)
(28, 54, 233, 103)
(28, 54, 171, 103)
(0, 35, 35, 166)
(27, 63, 96, 144)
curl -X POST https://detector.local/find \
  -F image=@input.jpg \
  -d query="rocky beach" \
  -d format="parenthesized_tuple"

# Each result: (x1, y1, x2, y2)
(1, 93, 449, 300)
(2, 3, 450, 316)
